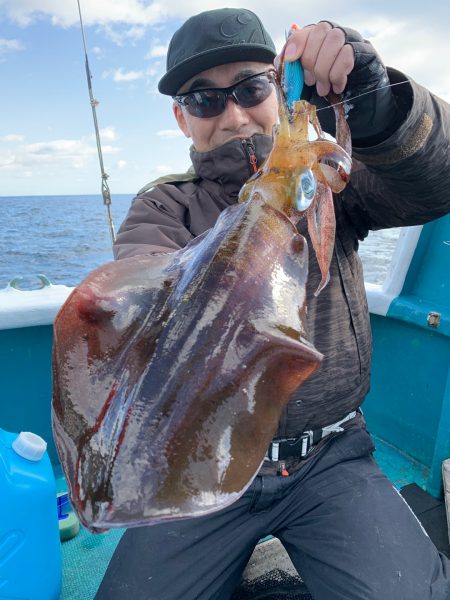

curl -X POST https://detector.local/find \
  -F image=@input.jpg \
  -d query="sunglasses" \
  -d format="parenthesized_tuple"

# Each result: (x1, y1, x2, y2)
(174, 71, 276, 119)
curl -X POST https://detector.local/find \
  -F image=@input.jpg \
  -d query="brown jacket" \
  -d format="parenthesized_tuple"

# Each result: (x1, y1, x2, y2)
(114, 70, 450, 436)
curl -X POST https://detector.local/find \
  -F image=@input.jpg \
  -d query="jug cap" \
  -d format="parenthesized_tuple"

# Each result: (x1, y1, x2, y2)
(12, 431, 47, 461)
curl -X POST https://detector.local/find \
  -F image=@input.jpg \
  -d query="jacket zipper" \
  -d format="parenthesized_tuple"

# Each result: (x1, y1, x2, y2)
(241, 139, 258, 176)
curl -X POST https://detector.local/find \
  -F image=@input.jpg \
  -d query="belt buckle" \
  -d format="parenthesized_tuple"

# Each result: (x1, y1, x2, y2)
(299, 431, 314, 458)
(267, 431, 315, 462)
(269, 441, 280, 461)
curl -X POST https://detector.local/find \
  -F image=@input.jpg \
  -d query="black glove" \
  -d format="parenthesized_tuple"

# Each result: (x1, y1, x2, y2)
(302, 22, 405, 146)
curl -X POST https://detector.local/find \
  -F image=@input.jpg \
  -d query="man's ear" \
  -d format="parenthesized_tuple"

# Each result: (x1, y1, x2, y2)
(173, 102, 191, 139)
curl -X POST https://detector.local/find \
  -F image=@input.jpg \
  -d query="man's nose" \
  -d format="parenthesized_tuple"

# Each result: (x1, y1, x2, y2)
(218, 97, 251, 129)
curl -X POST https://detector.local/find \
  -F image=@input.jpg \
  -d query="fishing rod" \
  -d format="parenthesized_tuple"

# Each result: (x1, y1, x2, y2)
(76, 0, 116, 245)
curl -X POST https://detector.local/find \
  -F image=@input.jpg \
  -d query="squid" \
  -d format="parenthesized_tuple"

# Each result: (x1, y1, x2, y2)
(52, 65, 352, 532)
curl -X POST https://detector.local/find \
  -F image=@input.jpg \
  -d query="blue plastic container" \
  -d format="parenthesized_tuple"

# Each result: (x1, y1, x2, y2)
(0, 428, 62, 600)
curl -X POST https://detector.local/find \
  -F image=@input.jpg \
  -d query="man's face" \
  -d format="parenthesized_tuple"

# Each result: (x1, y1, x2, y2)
(173, 61, 278, 152)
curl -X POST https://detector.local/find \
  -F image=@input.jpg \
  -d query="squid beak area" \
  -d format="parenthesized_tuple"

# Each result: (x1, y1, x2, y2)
(319, 161, 350, 194)
(310, 142, 352, 194)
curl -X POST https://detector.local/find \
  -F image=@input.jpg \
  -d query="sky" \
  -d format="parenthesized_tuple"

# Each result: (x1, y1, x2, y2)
(1, 0, 449, 197)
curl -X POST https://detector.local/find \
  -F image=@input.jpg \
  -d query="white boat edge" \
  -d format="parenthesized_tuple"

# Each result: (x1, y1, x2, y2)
(365, 225, 422, 316)
(0, 283, 74, 330)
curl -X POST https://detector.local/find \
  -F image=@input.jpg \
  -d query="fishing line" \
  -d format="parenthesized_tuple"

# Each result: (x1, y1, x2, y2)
(315, 79, 411, 114)
(76, 0, 116, 245)
(280, 78, 411, 117)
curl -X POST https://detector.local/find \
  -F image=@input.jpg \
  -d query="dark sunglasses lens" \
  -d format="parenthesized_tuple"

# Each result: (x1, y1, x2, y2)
(185, 90, 225, 118)
(235, 76, 273, 108)
(181, 74, 274, 118)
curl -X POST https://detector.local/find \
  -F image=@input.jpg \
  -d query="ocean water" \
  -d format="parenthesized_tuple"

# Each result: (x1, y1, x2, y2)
(0, 194, 400, 290)
(1, 195, 132, 289)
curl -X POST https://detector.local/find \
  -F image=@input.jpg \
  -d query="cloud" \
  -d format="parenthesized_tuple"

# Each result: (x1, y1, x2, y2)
(92, 46, 104, 58)
(0, 135, 119, 172)
(112, 67, 145, 82)
(1, 0, 169, 28)
(117, 159, 127, 170)
(102, 66, 159, 84)
(101, 24, 147, 46)
(147, 44, 168, 59)
(0, 134, 24, 142)
(0, 152, 16, 168)
(156, 129, 183, 139)
(3, 0, 450, 38)
(0, 38, 24, 58)
(4, 1, 447, 98)
(99, 126, 117, 141)
(3, 0, 449, 96)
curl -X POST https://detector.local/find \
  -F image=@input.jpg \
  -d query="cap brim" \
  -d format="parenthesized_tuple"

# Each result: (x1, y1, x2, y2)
(158, 44, 276, 96)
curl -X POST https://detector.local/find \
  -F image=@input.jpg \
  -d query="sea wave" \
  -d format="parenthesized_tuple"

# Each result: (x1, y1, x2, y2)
(0, 194, 400, 290)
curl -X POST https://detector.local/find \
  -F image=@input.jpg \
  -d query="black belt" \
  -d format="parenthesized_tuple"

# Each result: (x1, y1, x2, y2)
(265, 410, 358, 461)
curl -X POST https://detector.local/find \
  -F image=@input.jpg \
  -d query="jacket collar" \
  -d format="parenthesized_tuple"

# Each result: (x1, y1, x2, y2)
(190, 133, 273, 200)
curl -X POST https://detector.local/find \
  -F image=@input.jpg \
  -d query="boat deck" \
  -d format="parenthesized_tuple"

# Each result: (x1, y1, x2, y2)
(58, 435, 432, 600)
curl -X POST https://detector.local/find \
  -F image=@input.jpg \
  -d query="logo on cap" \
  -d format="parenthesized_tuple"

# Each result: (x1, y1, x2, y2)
(220, 11, 254, 38)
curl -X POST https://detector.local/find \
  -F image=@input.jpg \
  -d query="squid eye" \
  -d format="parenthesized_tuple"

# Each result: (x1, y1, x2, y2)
(296, 169, 317, 211)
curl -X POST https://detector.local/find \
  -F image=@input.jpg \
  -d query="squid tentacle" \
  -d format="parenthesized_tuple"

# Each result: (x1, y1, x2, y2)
(306, 182, 336, 296)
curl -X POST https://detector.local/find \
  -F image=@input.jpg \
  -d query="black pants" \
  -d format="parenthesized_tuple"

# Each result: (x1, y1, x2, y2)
(95, 427, 450, 600)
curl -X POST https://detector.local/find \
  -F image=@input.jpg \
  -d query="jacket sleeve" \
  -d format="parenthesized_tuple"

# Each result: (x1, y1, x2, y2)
(340, 68, 450, 240)
(113, 184, 194, 260)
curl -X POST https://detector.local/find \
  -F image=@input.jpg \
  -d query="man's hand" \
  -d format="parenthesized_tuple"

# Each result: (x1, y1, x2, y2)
(282, 22, 354, 97)
(277, 21, 406, 144)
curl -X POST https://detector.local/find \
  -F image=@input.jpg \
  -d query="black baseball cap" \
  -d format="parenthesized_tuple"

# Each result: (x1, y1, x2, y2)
(158, 8, 277, 96)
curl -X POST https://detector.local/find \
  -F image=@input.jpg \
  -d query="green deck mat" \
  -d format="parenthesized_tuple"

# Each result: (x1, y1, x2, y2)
(59, 437, 430, 599)
(61, 527, 124, 600)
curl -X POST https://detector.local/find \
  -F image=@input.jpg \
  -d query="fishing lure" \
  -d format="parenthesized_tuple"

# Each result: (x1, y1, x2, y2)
(283, 24, 304, 109)
(284, 57, 304, 109)
(282, 39, 316, 213)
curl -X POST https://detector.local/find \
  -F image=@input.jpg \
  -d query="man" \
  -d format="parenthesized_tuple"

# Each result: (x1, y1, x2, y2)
(96, 8, 450, 600)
